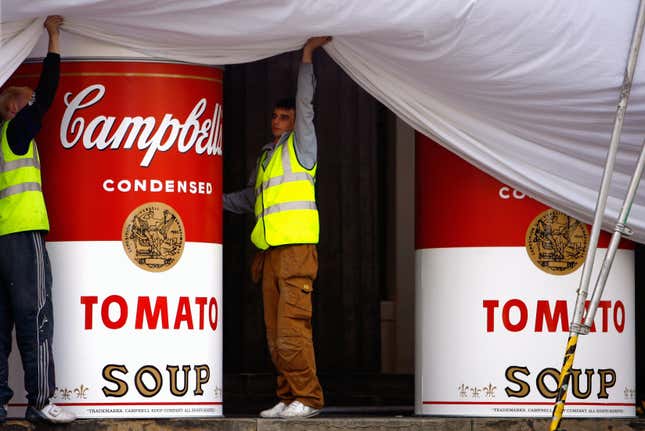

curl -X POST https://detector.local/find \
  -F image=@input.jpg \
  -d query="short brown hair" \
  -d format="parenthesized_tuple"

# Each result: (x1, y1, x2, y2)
(0, 86, 34, 120)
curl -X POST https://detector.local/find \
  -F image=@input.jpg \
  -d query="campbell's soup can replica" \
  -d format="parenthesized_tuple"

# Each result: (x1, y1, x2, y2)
(3, 34, 223, 418)
(415, 134, 636, 417)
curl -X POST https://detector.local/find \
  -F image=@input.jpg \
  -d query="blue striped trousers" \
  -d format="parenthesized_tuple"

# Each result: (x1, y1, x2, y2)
(0, 231, 55, 408)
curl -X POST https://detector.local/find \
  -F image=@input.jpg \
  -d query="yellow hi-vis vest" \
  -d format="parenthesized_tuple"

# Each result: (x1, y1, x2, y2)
(251, 132, 319, 250)
(0, 120, 49, 236)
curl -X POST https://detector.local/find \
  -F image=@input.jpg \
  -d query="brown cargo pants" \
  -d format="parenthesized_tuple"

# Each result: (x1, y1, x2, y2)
(254, 244, 324, 409)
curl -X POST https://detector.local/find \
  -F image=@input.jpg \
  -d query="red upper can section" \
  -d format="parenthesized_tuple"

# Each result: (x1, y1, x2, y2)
(415, 134, 632, 250)
(6, 61, 223, 243)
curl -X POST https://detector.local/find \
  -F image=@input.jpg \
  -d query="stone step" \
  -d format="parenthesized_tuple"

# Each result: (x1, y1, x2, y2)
(2, 417, 644, 431)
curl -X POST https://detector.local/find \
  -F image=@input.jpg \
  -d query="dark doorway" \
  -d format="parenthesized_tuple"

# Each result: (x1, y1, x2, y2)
(221, 48, 409, 413)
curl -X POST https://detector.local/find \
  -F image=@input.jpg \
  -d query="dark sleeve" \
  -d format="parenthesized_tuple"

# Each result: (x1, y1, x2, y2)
(7, 52, 61, 156)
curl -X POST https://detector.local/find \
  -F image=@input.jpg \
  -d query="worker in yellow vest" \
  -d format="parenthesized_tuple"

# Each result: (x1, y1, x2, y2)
(224, 36, 331, 419)
(0, 16, 75, 424)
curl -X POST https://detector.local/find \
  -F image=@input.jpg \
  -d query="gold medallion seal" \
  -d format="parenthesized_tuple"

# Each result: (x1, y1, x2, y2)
(525, 209, 589, 275)
(122, 202, 185, 272)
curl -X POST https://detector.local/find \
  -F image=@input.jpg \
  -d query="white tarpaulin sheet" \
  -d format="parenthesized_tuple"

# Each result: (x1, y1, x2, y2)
(3, 1, 645, 242)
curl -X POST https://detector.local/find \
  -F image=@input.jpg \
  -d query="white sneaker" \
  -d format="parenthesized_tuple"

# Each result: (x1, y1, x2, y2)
(260, 401, 288, 418)
(25, 403, 76, 423)
(279, 400, 320, 419)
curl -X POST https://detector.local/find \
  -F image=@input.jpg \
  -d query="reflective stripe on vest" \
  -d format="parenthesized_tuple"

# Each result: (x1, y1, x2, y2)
(1, 157, 41, 172)
(255, 172, 315, 198)
(251, 132, 318, 249)
(0, 182, 42, 199)
(261, 201, 318, 218)
(0, 120, 49, 236)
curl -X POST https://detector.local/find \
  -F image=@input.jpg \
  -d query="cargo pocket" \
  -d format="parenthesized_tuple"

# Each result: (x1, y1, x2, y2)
(282, 277, 313, 321)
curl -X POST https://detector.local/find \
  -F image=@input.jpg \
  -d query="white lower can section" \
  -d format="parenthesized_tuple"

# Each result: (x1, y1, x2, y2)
(8, 241, 223, 418)
(415, 247, 635, 417)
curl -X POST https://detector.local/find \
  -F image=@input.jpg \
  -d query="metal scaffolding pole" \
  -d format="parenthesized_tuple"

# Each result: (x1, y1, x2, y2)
(549, 1, 645, 430)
